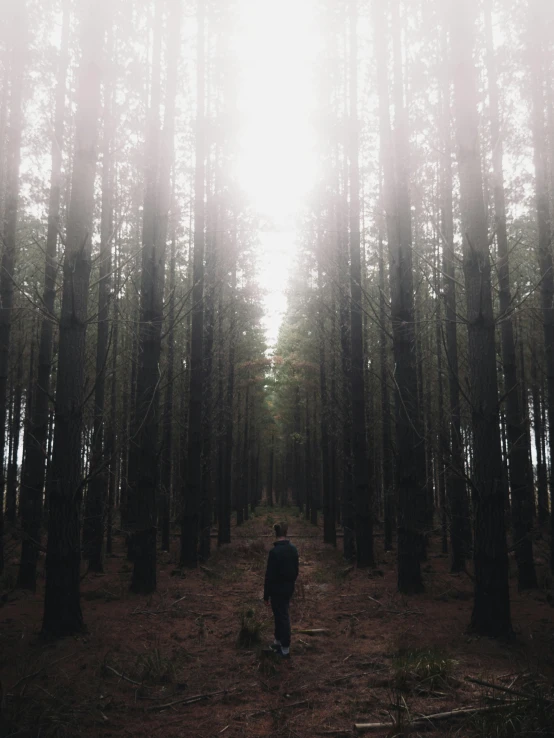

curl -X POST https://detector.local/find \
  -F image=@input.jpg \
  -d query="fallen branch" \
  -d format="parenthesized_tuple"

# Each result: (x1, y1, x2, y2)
(355, 703, 519, 732)
(366, 595, 382, 606)
(131, 595, 192, 616)
(294, 628, 329, 636)
(245, 699, 309, 718)
(9, 653, 73, 693)
(147, 688, 232, 711)
(104, 665, 141, 686)
(464, 676, 553, 704)
(329, 671, 370, 685)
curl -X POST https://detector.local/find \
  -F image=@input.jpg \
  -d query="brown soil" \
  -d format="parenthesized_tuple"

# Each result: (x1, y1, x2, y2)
(1, 508, 553, 738)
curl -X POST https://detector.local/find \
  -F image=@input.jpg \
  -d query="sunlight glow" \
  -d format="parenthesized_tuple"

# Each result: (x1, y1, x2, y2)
(234, 0, 320, 346)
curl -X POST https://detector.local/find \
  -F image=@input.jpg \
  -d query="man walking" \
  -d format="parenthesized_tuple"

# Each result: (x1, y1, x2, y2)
(263, 521, 299, 658)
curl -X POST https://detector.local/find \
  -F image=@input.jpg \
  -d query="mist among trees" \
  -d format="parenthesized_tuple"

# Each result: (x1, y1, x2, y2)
(1, 0, 554, 735)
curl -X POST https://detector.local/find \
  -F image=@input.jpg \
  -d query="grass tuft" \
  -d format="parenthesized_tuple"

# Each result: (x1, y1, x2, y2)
(392, 646, 455, 691)
(135, 647, 176, 684)
(467, 678, 554, 738)
(237, 607, 263, 648)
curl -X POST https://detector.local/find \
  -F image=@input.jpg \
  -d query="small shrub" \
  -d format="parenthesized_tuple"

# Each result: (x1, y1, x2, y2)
(469, 698, 554, 738)
(248, 539, 266, 556)
(468, 679, 554, 738)
(237, 607, 262, 648)
(221, 564, 242, 582)
(1, 569, 16, 592)
(135, 647, 176, 684)
(392, 646, 455, 691)
(197, 614, 206, 639)
(259, 651, 278, 677)
(312, 568, 331, 584)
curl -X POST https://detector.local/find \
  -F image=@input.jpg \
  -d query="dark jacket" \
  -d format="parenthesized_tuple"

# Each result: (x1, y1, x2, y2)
(263, 539, 299, 601)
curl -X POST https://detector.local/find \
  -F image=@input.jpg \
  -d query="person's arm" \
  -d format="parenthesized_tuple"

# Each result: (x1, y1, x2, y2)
(293, 545, 299, 580)
(263, 550, 275, 601)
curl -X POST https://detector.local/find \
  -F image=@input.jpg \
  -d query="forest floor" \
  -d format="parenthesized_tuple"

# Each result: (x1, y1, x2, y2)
(1, 507, 554, 738)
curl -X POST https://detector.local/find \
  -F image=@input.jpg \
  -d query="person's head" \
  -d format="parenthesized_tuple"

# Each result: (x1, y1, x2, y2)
(273, 521, 288, 539)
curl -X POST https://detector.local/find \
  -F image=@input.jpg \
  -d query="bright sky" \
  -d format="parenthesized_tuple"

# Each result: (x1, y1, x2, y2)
(234, 0, 320, 346)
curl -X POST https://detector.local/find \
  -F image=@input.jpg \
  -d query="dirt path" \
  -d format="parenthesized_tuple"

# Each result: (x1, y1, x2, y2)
(1, 507, 553, 737)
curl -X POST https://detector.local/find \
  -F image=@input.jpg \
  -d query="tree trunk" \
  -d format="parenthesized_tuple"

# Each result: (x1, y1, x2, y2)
(181, 0, 206, 567)
(6, 349, 22, 523)
(379, 201, 394, 552)
(529, 0, 554, 575)
(434, 244, 448, 556)
(83, 34, 115, 573)
(241, 383, 250, 523)
(349, 1, 373, 567)
(218, 259, 236, 545)
(42, 0, 107, 635)
(267, 432, 275, 508)
(531, 347, 548, 524)
(0, 1, 26, 575)
(200, 179, 217, 561)
(317, 234, 336, 545)
(337, 187, 355, 560)
(235, 389, 243, 525)
(484, 0, 536, 589)
(450, 0, 511, 637)
(439, 14, 469, 573)
(106, 247, 119, 556)
(375, 0, 424, 593)
(160, 222, 176, 554)
(128, 0, 180, 592)
(126, 1, 163, 588)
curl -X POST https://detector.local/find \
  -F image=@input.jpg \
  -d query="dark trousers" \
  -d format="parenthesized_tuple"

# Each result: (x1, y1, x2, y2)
(271, 596, 291, 648)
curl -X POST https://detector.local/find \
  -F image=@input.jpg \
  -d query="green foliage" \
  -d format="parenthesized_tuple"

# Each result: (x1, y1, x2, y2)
(468, 698, 554, 738)
(466, 678, 554, 738)
(392, 646, 455, 691)
(237, 607, 263, 648)
(0, 568, 16, 592)
(135, 647, 176, 684)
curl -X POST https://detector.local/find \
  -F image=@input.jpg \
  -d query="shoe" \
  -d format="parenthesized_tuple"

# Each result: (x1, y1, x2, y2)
(270, 642, 281, 652)
(277, 648, 290, 659)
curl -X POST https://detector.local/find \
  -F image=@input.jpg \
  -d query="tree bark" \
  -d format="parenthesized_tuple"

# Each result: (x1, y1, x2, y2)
(529, 0, 554, 575)
(6, 346, 22, 523)
(438, 14, 469, 573)
(379, 224, 394, 553)
(83, 31, 115, 573)
(218, 258, 236, 545)
(450, 0, 511, 637)
(348, 1, 373, 567)
(181, 0, 206, 567)
(0, 1, 26, 575)
(531, 346, 548, 524)
(128, 0, 180, 592)
(484, 0, 536, 589)
(374, 0, 424, 592)
(317, 231, 336, 545)
(200, 176, 217, 562)
(42, 0, 107, 635)
(160, 221, 176, 553)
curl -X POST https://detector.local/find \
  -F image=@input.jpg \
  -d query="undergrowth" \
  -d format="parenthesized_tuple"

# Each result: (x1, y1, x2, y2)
(392, 646, 455, 691)
(237, 607, 262, 648)
(465, 678, 554, 738)
(134, 645, 176, 683)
